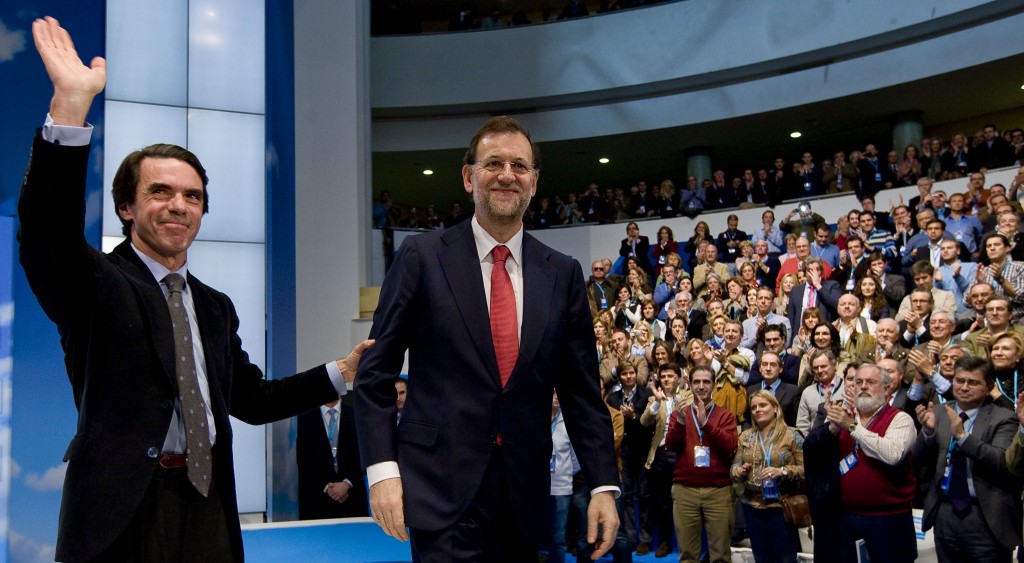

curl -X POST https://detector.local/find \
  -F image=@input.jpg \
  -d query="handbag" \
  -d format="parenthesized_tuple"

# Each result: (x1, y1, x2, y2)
(781, 493, 812, 529)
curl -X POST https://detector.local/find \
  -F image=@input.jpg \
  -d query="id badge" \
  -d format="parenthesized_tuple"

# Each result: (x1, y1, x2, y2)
(666, 203, 673, 211)
(762, 477, 780, 500)
(940, 463, 952, 493)
(659, 255, 666, 265)
(837, 177, 843, 187)
(550, 453, 557, 472)
(839, 451, 858, 475)
(694, 445, 711, 468)
(955, 231, 964, 241)
(875, 172, 882, 182)
(600, 298, 608, 308)
(639, 205, 646, 213)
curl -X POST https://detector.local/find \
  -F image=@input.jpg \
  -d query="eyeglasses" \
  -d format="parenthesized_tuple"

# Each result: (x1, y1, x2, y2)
(475, 159, 535, 175)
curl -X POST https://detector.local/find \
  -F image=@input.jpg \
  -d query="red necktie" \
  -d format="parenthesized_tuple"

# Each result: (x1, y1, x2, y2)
(490, 245, 518, 387)
(807, 285, 817, 308)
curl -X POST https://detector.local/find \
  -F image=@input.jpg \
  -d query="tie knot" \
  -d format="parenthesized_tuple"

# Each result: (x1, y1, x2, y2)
(164, 273, 185, 293)
(492, 245, 511, 264)
(959, 411, 970, 423)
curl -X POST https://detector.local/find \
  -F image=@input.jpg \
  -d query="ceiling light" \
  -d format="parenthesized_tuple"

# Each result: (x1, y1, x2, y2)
(422, 169, 433, 175)
(598, 157, 610, 164)
(790, 131, 802, 138)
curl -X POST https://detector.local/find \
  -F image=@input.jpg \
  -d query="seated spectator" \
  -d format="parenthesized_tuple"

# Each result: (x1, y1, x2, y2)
(895, 261, 957, 322)
(620, 222, 653, 278)
(731, 390, 805, 563)
(977, 232, 1024, 322)
(741, 287, 792, 350)
(804, 364, 918, 563)
(664, 366, 738, 563)
(652, 225, 678, 279)
(640, 363, 694, 557)
(777, 237, 833, 294)
(748, 324, 800, 386)
(717, 214, 748, 265)
(751, 209, 785, 253)
(796, 349, 842, 439)
(934, 238, 977, 316)
(601, 329, 650, 388)
(854, 274, 892, 321)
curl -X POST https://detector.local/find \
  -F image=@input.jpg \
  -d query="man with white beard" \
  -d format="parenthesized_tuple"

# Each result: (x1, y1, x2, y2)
(804, 364, 918, 563)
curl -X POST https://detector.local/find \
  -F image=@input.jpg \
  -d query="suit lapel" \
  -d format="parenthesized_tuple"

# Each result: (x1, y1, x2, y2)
(507, 234, 553, 391)
(111, 241, 177, 389)
(438, 223, 500, 383)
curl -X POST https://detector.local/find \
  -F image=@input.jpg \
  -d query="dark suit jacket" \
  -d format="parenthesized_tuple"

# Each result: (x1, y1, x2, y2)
(296, 395, 368, 520)
(619, 235, 653, 276)
(683, 308, 708, 341)
(17, 133, 339, 562)
(606, 386, 655, 468)
(748, 353, 800, 386)
(354, 220, 618, 540)
(746, 381, 800, 427)
(912, 400, 1021, 549)
(786, 282, 841, 333)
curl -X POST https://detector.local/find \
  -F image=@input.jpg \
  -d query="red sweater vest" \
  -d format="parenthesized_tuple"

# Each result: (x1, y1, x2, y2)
(838, 405, 916, 515)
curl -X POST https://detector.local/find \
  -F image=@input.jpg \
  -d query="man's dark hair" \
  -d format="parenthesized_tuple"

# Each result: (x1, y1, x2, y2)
(112, 144, 210, 236)
(926, 219, 946, 230)
(763, 323, 788, 342)
(463, 116, 541, 171)
(954, 356, 994, 386)
(814, 222, 830, 234)
(910, 260, 935, 277)
(658, 362, 681, 377)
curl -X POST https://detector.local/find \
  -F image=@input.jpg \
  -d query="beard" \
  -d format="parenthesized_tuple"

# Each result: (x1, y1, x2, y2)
(856, 391, 886, 414)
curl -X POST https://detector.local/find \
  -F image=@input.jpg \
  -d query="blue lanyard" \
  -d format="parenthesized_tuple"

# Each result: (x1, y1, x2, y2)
(758, 431, 775, 467)
(594, 283, 606, 298)
(690, 403, 716, 445)
(996, 369, 1019, 406)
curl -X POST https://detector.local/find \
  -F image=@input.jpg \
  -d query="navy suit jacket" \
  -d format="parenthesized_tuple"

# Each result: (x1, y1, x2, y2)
(18, 133, 338, 562)
(354, 220, 618, 539)
(786, 281, 841, 332)
(296, 396, 368, 520)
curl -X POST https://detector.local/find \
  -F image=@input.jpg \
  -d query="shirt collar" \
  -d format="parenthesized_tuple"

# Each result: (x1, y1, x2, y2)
(471, 215, 524, 267)
(131, 243, 188, 288)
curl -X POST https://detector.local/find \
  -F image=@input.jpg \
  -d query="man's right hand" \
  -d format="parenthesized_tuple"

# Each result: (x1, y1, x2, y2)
(33, 17, 106, 126)
(370, 477, 409, 541)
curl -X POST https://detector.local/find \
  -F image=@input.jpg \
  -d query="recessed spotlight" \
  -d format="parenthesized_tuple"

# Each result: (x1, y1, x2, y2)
(422, 169, 433, 175)
(598, 157, 610, 164)
(790, 131, 802, 138)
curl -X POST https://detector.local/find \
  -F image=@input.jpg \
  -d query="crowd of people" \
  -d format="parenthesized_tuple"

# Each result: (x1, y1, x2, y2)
(570, 160, 1024, 562)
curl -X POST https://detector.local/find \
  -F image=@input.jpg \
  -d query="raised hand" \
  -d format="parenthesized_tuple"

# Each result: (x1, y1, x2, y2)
(32, 17, 106, 125)
(915, 402, 936, 431)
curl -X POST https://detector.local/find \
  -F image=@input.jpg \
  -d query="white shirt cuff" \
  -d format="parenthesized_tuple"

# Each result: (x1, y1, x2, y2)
(42, 113, 93, 146)
(367, 461, 401, 487)
(324, 361, 349, 396)
(591, 485, 621, 498)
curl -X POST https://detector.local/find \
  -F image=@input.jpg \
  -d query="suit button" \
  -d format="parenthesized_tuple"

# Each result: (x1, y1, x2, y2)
(147, 447, 159, 458)
(161, 399, 174, 410)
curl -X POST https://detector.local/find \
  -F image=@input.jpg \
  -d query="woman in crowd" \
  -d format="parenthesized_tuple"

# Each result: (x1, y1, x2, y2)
(701, 273, 724, 302)
(652, 226, 679, 279)
(897, 144, 923, 186)
(774, 274, 797, 316)
(650, 339, 675, 372)
(989, 332, 1024, 410)
(632, 321, 655, 360)
(705, 314, 728, 349)
(667, 316, 689, 364)
(682, 338, 714, 378)
(739, 262, 760, 292)
(732, 390, 805, 563)
(613, 285, 642, 332)
(790, 308, 825, 357)
(778, 235, 798, 266)
(627, 265, 653, 303)
(594, 318, 611, 365)
(656, 252, 684, 285)
(735, 240, 755, 271)
(853, 274, 891, 321)
(745, 286, 760, 319)
(834, 214, 852, 250)
(685, 221, 714, 272)
(641, 300, 667, 341)
(723, 278, 748, 322)
(798, 323, 841, 389)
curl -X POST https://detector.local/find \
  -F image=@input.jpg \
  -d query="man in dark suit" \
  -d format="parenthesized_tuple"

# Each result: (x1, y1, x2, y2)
(912, 357, 1021, 561)
(605, 362, 654, 550)
(746, 352, 799, 427)
(18, 18, 371, 562)
(355, 116, 620, 562)
(674, 291, 708, 341)
(296, 395, 368, 520)
(786, 256, 841, 332)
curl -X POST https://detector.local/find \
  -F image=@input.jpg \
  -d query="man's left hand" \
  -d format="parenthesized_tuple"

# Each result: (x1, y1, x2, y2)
(586, 491, 620, 560)
(336, 339, 376, 383)
(326, 481, 351, 503)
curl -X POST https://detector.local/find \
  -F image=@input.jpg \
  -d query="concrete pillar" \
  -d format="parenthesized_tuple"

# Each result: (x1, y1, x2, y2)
(891, 110, 924, 154)
(686, 147, 712, 184)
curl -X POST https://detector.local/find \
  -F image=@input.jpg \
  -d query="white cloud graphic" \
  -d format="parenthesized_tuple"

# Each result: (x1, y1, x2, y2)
(0, 19, 27, 63)
(9, 529, 56, 563)
(23, 462, 66, 491)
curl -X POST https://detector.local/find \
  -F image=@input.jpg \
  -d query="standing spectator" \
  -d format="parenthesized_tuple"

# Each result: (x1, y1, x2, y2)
(579, 183, 604, 223)
(732, 390, 805, 563)
(694, 244, 730, 298)
(823, 150, 860, 194)
(630, 180, 654, 218)
(796, 350, 842, 439)
(913, 356, 1020, 562)
(860, 195, 892, 232)
(781, 204, 827, 240)
(767, 157, 796, 200)
(602, 330, 650, 388)
(787, 257, 842, 331)
(891, 204, 916, 257)
(970, 123, 1014, 171)
(811, 223, 841, 269)
(857, 144, 885, 199)
(652, 225, 679, 279)
(749, 323, 801, 385)
(443, 200, 468, 227)
(804, 364, 918, 563)
(777, 237, 833, 293)
(741, 287, 792, 350)
(620, 221, 653, 279)
(587, 259, 616, 316)
(751, 240, 782, 289)
(750, 169, 773, 206)
(897, 145, 923, 186)
(858, 211, 897, 261)
(751, 209, 785, 254)
(908, 177, 935, 214)
(424, 204, 443, 229)
(950, 134, 971, 177)
(833, 294, 877, 364)
(795, 151, 824, 197)
(679, 176, 707, 218)
(558, 0, 589, 19)
(902, 218, 950, 269)
(296, 395, 369, 520)
(746, 352, 800, 426)
(653, 264, 681, 321)
(962, 296, 1024, 357)
(543, 393, 580, 563)
(716, 214, 749, 265)
(665, 366, 738, 563)
(606, 363, 654, 552)
(977, 232, 1024, 322)
(935, 238, 977, 316)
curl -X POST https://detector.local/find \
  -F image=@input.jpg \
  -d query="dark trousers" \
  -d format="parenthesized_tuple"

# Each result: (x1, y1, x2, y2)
(838, 511, 917, 563)
(741, 503, 798, 563)
(409, 448, 537, 563)
(644, 446, 677, 548)
(934, 501, 1012, 562)
(90, 466, 233, 563)
(620, 450, 648, 546)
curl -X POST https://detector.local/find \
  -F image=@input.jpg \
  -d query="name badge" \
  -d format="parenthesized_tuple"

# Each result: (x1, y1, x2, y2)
(940, 463, 952, 493)
(600, 298, 608, 308)
(694, 446, 711, 468)
(839, 451, 858, 475)
(659, 255, 666, 265)
(955, 231, 964, 241)
(665, 203, 673, 211)
(639, 205, 646, 213)
(550, 453, 557, 472)
(762, 477, 780, 500)
(875, 173, 882, 182)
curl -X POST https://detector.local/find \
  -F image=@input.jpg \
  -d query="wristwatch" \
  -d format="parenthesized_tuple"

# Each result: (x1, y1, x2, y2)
(848, 422, 857, 433)
(781, 467, 789, 477)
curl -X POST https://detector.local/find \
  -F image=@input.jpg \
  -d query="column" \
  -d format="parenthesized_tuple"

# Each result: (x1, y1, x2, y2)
(890, 110, 924, 155)
(686, 147, 713, 183)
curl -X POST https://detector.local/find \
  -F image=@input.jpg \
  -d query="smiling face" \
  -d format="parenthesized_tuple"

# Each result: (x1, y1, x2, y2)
(117, 157, 205, 270)
(813, 325, 832, 349)
(750, 395, 777, 429)
(462, 132, 537, 229)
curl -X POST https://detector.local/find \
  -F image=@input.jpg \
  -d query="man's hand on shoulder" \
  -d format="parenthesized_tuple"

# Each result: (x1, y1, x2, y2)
(336, 339, 375, 383)
(370, 477, 409, 542)
(32, 17, 106, 126)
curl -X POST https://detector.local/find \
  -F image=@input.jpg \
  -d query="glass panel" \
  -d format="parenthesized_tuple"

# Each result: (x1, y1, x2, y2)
(188, 0, 265, 113)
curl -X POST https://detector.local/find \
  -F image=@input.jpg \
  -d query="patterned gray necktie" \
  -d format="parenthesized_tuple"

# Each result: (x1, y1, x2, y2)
(164, 273, 212, 496)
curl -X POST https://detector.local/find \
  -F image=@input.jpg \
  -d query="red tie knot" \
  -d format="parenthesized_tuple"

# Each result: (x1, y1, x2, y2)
(492, 245, 511, 264)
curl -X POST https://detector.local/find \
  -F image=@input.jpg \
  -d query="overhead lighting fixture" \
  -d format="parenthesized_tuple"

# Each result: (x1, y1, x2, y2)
(790, 131, 802, 139)
(422, 169, 433, 175)
(598, 157, 610, 164)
